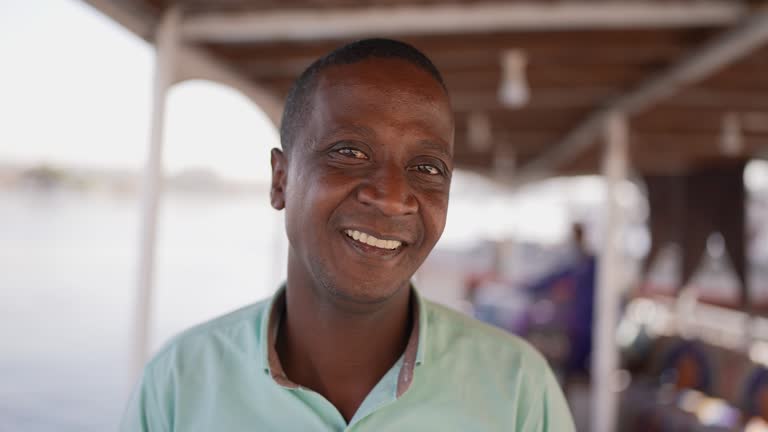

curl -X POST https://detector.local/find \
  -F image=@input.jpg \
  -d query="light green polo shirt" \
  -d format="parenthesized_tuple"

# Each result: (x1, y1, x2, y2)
(121, 287, 575, 431)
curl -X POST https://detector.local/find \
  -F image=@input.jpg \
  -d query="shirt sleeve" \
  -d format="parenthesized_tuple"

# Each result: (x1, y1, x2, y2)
(119, 365, 170, 432)
(539, 367, 576, 432)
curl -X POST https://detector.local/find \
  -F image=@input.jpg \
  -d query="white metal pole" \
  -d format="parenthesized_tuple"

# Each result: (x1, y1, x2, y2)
(591, 113, 629, 432)
(131, 6, 180, 383)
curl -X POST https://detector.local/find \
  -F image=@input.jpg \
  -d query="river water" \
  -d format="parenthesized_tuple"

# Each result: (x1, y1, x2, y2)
(0, 188, 284, 431)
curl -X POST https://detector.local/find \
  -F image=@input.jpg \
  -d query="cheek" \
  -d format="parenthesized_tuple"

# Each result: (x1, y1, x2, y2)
(286, 167, 357, 223)
(286, 163, 327, 206)
(283, 168, 316, 244)
(420, 192, 449, 243)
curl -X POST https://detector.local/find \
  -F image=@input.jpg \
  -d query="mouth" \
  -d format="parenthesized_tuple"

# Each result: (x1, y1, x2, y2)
(341, 228, 407, 257)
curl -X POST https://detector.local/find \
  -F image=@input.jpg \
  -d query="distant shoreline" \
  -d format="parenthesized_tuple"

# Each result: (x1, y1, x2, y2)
(0, 162, 270, 198)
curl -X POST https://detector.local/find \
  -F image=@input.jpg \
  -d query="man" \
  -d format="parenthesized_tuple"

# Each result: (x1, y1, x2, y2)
(121, 38, 575, 431)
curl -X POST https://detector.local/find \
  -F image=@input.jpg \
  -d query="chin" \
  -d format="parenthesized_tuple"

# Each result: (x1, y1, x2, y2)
(321, 272, 409, 305)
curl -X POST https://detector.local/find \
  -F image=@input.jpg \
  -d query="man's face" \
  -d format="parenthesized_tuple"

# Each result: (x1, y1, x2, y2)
(272, 58, 454, 304)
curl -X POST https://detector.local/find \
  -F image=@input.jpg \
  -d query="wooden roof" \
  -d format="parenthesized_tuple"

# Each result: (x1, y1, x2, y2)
(84, 0, 768, 179)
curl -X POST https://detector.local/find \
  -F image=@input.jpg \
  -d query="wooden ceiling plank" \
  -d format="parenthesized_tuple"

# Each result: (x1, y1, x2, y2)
(205, 28, 716, 65)
(223, 46, 682, 84)
(515, 6, 768, 180)
(451, 87, 621, 111)
(252, 63, 657, 93)
(666, 88, 768, 111)
(455, 107, 591, 131)
(632, 133, 766, 153)
(181, 1, 744, 42)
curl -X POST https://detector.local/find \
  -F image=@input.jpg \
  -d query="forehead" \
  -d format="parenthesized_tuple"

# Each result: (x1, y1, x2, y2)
(307, 58, 454, 149)
(318, 57, 446, 94)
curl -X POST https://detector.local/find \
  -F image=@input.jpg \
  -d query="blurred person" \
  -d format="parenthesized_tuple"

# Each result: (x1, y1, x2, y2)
(121, 38, 574, 431)
(524, 223, 596, 380)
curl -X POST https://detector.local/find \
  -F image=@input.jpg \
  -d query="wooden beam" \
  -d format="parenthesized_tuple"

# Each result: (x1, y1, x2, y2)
(207, 27, 715, 66)
(233, 47, 687, 79)
(550, 149, 756, 176)
(636, 111, 731, 133)
(80, 0, 156, 40)
(666, 88, 768, 110)
(451, 88, 620, 111)
(455, 132, 560, 153)
(181, 1, 744, 42)
(516, 5, 768, 181)
(446, 64, 655, 89)
(698, 66, 768, 90)
(455, 107, 590, 132)
(78, 1, 283, 124)
(475, 131, 768, 175)
(254, 63, 655, 94)
(634, 108, 752, 133)
(633, 132, 765, 154)
(455, 87, 768, 112)
(176, 45, 284, 125)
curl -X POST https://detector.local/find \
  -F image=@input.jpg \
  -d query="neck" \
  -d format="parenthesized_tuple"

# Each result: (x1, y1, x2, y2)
(276, 259, 413, 422)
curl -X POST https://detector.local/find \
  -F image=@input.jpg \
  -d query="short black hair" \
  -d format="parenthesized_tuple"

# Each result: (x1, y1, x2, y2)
(279, 38, 447, 154)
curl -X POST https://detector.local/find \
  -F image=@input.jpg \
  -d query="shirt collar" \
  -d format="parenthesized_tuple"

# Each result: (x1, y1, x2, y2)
(259, 284, 428, 397)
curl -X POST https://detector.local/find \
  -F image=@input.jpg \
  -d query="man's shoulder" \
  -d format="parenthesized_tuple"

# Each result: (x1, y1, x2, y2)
(422, 298, 550, 373)
(420, 299, 574, 428)
(145, 297, 271, 373)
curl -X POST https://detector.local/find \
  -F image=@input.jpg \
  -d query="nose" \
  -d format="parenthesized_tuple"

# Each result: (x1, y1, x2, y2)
(357, 164, 418, 216)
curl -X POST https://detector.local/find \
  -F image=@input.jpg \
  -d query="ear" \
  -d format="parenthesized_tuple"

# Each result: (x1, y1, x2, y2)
(270, 148, 287, 210)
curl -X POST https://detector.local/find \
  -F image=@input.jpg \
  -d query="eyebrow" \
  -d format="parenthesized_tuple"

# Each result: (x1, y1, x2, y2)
(322, 124, 452, 162)
(416, 139, 452, 161)
(324, 124, 376, 140)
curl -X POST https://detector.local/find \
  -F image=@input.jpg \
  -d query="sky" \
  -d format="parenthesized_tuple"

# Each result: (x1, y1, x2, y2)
(0, 0, 279, 183)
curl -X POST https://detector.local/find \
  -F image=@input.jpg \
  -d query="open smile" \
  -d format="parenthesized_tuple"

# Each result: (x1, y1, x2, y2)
(341, 228, 407, 258)
(344, 229, 402, 250)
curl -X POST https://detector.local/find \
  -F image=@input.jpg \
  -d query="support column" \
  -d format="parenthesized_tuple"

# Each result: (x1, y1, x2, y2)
(131, 6, 180, 382)
(591, 113, 628, 432)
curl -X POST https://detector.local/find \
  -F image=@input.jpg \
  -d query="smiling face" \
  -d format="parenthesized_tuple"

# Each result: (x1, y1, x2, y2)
(271, 58, 454, 304)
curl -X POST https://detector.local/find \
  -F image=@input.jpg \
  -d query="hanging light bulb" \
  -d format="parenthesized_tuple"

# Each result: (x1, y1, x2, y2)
(498, 50, 530, 108)
(688, 231, 742, 307)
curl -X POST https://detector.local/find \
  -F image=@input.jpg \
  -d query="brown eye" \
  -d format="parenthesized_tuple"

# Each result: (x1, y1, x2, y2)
(415, 164, 441, 175)
(337, 148, 368, 159)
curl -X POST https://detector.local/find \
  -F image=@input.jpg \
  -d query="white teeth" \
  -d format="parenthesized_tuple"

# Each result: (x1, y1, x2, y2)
(344, 229, 402, 250)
